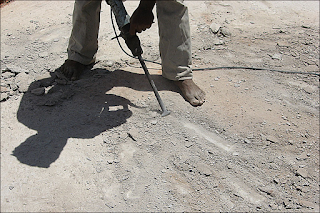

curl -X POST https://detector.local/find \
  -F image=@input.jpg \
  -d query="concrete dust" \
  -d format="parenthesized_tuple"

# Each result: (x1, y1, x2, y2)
(1, 1, 319, 212)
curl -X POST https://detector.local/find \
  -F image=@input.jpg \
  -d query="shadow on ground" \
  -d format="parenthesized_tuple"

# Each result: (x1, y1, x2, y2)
(12, 67, 177, 168)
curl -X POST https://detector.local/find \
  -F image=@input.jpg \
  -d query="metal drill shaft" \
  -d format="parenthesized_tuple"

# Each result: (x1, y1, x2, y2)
(138, 55, 170, 117)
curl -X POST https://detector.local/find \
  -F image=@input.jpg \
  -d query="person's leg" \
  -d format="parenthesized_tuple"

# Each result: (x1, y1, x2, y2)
(60, 0, 102, 80)
(156, 0, 205, 106)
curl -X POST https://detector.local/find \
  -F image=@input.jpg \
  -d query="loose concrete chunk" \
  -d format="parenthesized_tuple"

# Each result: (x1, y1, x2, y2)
(296, 168, 308, 178)
(244, 139, 251, 144)
(15, 72, 32, 93)
(220, 27, 231, 37)
(196, 163, 212, 176)
(1, 93, 9, 101)
(150, 120, 158, 125)
(277, 41, 291, 47)
(270, 53, 282, 60)
(296, 153, 308, 161)
(209, 23, 221, 34)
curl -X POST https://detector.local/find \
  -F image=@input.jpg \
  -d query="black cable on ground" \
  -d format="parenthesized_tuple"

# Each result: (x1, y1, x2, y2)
(110, 8, 319, 77)
(193, 66, 320, 76)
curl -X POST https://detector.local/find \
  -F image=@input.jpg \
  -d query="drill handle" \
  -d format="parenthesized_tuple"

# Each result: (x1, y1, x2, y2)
(121, 24, 143, 56)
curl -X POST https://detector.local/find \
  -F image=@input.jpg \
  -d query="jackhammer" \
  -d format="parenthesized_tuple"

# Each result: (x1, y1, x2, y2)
(106, 0, 170, 117)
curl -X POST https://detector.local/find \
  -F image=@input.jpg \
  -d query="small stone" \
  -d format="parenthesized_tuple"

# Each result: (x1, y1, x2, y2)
(196, 163, 212, 176)
(150, 120, 158, 125)
(119, 132, 127, 139)
(214, 77, 219, 81)
(260, 133, 267, 141)
(227, 163, 233, 169)
(9, 82, 18, 91)
(53, 39, 59, 42)
(234, 84, 240, 88)
(9, 186, 14, 190)
(296, 168, 308, 178)
(273, 178, 279, 184)
(301, 25, 311, 29)
(15, 72, 31, 93)
(232, 152, 239, 156)
(277, 41, 291, 47)
(209, 23, 221, 33)
(244, 139, 251, 144)
(1, 93, 8, 101)
(149, 111, 158, 118)
(31, 87, 45, 96)
(296, 153, 308, 161)
(26, 55, 34, 61)
(220, 27, 231, 37)
(270, 53, 282, 60)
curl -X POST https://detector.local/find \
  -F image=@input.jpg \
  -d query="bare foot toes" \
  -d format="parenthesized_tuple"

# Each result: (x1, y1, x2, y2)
(59, 59, 86, 81)
(175, 79, 206, 106)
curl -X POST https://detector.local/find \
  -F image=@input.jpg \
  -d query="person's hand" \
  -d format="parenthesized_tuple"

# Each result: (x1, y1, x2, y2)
(129, 6, 154, 35)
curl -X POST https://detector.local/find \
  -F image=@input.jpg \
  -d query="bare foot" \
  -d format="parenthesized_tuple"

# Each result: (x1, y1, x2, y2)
(59, 59, 86, 81)
(174, 79, 206, 106)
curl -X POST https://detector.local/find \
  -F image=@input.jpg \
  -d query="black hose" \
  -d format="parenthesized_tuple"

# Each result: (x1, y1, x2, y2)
(110, 8, 319, 77)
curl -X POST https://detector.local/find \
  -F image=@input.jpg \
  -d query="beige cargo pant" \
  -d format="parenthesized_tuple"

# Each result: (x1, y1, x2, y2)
(68, 0, 193, 81)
